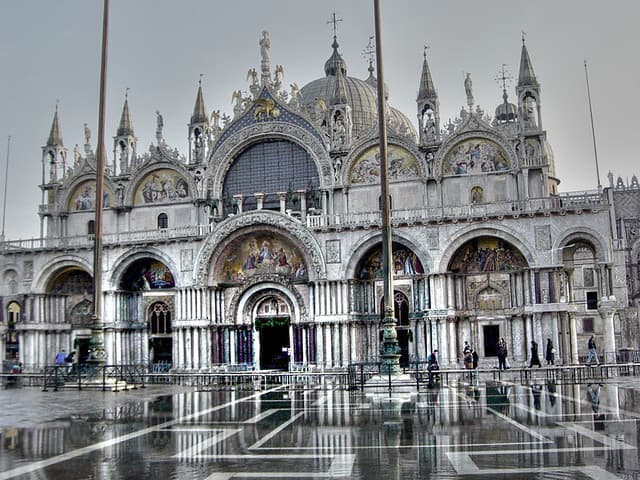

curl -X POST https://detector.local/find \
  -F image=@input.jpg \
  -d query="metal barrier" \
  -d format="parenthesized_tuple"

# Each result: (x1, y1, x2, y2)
(347, 361, 640, 391)
(42, 364, 146, 392)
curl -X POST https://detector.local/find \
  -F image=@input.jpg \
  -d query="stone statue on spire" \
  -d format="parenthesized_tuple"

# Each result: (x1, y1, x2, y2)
(464, 72, 474, 109)
(155, 110, 164, 144)
(260, 31, 271, 81)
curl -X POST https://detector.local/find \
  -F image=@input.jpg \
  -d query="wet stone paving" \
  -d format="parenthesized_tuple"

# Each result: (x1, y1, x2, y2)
(1, 377, 640, 479)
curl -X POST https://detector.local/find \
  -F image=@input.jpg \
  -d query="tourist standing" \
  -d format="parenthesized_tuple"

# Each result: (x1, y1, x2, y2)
(545, 339, 555, 365)
(497, 338, 508, 370)
(586, 335, 600, 365)
(529, 340, 542, 368)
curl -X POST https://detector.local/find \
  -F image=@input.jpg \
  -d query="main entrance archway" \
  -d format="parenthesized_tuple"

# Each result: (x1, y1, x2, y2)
(255, 295, 291, 370)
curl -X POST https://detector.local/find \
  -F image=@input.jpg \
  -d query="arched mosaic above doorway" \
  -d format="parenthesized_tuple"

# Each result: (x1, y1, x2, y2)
(356, 242, 425, 280)
(120, 258, 175, 290)
(218, 233, 308, 283)
(449, 236, 527, 273)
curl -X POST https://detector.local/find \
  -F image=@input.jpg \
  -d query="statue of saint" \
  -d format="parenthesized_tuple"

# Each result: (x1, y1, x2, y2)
(464, 73, 474, 107)
(260, 31, 271, 73)
(155, 110, 164, 141)
(83, 123, 91, 145)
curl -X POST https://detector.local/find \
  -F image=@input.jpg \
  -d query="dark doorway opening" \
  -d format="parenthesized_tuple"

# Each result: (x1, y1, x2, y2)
(75, 338, 91, 364)
(259, 323, 290, 370)
(152, 338, 173, 364)
(397, 329, 410, 367)
(483, 325, 500, 357)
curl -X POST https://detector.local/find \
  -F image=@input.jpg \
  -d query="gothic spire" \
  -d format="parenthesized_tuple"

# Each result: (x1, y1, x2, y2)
(417, 48, 437, 100)
(518, 36, 539, 87)
(116, 93, 134, 137)
(191, 79, 208, 124)
(47, 106, 63, 146)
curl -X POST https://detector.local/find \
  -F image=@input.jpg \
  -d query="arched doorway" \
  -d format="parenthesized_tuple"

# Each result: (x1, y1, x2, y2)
(118, 257, 176, 366)
(255, 295, 291, 370)
(5, 302, 21, 361)
(148, 301, 172, 367)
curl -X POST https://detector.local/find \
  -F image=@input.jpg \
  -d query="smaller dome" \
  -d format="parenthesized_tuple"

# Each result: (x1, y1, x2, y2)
(494, 91, 517, 123)
(324, 36, 347, 77)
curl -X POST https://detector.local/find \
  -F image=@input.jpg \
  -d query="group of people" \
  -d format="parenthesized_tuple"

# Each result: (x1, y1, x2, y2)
(54, 349, 76, 372)
(463, 341, 479, 369)
(455, 334, 601, 370)
(527, 339, 556, 368)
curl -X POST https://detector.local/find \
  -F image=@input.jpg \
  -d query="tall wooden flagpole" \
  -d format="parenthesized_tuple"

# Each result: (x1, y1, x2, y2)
(89, 0, 110, 364)
(584, 60, 601, 191)
(1, 136, 10, 242)
(374, 0, 400, 374)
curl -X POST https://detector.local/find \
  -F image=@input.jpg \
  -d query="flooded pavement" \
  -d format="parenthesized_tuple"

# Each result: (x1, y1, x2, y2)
(0, 378, 639, 479)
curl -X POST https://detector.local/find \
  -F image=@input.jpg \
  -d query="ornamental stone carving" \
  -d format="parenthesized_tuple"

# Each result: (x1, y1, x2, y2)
(226, 273, 308, 324)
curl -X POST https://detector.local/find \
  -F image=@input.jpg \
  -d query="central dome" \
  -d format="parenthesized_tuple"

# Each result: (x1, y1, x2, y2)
(299, 38, 417, 141)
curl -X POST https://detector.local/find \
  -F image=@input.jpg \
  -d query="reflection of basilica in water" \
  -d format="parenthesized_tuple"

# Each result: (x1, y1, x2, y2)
(0, 384, 638, 478)
(2, 25, 640, 372)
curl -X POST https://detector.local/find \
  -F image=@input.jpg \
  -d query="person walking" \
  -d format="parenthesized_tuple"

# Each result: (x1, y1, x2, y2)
(545, 339, 555, 365)
(497, 338, 508, 370)
(54, 349, 67, 365)
(586, 335, 600, 365)
(529, 340, 542, 368)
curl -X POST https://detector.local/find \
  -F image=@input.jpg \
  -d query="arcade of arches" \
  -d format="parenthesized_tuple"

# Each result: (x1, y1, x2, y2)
(2, 234, 614, 371)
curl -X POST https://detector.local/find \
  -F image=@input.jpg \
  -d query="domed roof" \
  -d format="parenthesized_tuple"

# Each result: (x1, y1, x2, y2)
(300, 39, 416, 141)
(494, 91, 517, 123)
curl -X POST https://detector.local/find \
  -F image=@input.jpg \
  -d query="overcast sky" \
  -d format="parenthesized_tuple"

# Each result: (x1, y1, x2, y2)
(1, 0, 638, 240)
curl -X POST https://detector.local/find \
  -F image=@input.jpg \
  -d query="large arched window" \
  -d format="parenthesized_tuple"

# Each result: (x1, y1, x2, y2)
(222, 139, 320, 211)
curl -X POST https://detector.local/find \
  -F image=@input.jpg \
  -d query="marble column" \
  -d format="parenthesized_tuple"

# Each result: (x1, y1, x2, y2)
(598, 298, 617, 363)
(569, 314, 579, 364)
(254, 192, 264, 210)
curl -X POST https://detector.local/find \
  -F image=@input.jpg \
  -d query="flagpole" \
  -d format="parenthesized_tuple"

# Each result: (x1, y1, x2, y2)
(89, 0, 109, 364)
(584, 60, 601, 191)
(1, 135, 10, 241)
(374, 0, 400, 374)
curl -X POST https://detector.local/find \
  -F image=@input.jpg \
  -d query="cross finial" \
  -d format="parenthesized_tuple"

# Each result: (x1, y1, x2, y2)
(362, 35, 375, 63)
(125, 87, 130, 100)
(521, 31, 527, 45)
(495, 64, 513, 92)
(423, 45, 430, 59)
(199, 73, 203, 86)
(327, 12, 343, 38)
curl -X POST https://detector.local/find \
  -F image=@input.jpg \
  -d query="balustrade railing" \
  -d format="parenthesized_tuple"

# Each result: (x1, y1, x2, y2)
(1, 192, 606, 250)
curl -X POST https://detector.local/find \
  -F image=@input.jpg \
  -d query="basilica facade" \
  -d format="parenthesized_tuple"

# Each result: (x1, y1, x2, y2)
(1, 32, 636, 372)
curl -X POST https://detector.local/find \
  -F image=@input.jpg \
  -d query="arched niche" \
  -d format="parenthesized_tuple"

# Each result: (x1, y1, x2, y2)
(120, 258, 176, 291)
(68, 180, 114, 211)
(215, 231, 308, 284)
(442, 137, 510, 177)
(47, 268, 94, 295)
(133, 168, 190, 205)
(349, 144, 421, 185)
(448, 236, 528, 274)
(355, 242, 425, 280)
